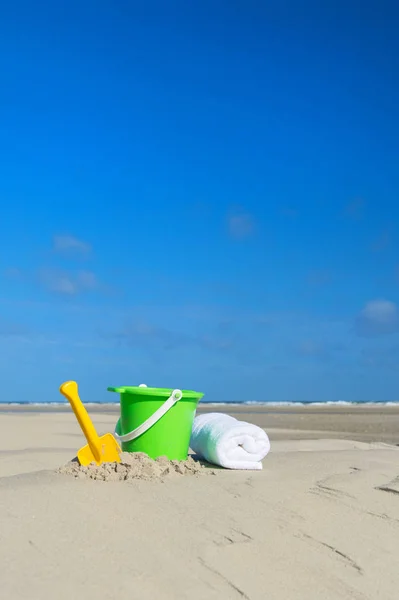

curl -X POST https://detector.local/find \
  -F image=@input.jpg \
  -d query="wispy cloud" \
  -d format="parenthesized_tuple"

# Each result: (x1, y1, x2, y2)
(306, 269, 332, 286)
(3, 267, 23, 280)
(113, 321, 191, 351)
(189, 201, 213, 217)
(37, 268, 99, 296)
(108, 319, 234, 353)
(370, 230, 391, 252)
(344, 198, 364, 220)
(52, 235, 92, 257)
(354, 299, 399, 337)
(4, 265, 100, 297)
(297, 339, 327, 358)
(281, 207, 298, 218)
(0, 320, 30, 338)
(296, 338, 345, 360)
(360, 344, 399, 370)
(227, 209, 255, 240)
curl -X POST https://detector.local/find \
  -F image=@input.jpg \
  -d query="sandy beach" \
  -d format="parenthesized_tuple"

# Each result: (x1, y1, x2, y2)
(1, 404, 399, 599)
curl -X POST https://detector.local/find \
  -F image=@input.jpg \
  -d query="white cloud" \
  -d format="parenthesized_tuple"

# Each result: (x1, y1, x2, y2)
(281, 207, 298, 218)
(0, 320, 30, 337)
(38, 269, 98, 295)
(76, 270, 97, 289)
(53, 235, 91, 256)
(298, 340, 325, 357)
(307, 269, 332, 286)
(227, 210, 255, 239)
(3, 267, 23, 279)
(344, 198, 364, 219)
(370, 230, 391, 252)
(355, 300, 399, 336)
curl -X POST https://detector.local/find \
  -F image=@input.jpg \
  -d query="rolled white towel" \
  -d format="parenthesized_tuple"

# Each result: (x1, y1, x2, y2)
(190, 412, 271, 470)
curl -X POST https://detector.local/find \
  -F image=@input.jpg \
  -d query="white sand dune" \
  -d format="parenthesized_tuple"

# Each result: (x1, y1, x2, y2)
(1, 410, 399, 599)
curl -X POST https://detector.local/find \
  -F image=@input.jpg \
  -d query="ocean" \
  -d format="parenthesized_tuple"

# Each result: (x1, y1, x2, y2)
(1, 400, 399, 406)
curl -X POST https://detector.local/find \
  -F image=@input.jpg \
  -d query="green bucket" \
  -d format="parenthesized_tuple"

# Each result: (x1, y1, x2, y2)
(108, 385, 204, 460)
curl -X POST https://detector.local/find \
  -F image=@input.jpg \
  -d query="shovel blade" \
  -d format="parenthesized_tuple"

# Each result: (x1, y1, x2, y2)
(77, 433, 121, 466)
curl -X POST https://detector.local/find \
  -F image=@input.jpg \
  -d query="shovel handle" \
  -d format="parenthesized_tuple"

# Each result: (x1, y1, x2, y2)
(60, 381, 102, 463)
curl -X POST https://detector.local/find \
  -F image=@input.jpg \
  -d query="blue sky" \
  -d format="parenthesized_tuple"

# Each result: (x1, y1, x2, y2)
(1, 1, 399, 403)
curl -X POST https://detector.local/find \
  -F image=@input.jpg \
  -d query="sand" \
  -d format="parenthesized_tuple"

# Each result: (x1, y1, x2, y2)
(1, 404, 399, 599)
(59, 452, 209, 481)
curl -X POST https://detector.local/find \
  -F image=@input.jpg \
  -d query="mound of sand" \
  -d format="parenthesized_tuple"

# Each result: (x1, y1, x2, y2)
(58, 452, 212, 481)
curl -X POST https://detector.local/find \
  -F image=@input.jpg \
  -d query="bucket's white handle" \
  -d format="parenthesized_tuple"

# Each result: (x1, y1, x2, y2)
(115, 389, 183, 443)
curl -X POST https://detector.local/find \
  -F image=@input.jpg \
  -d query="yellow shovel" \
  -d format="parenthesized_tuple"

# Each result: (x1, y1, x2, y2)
(60, 380, 121, 466)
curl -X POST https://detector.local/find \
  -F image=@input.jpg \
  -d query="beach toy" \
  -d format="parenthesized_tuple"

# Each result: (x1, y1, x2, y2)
(108, 385, 204, 460)
(60, 381, 121, 466)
